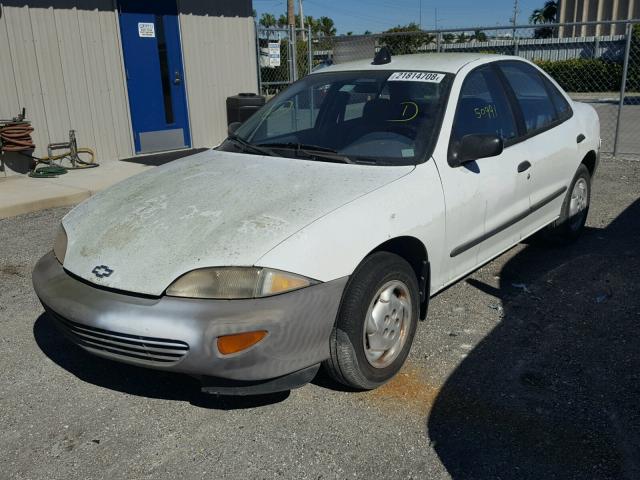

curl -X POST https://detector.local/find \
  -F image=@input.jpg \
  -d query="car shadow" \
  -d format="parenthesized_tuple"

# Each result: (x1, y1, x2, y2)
(427, 198, 640, 479)
(33, 315, 289, 410)
(311, 368, 362, 392)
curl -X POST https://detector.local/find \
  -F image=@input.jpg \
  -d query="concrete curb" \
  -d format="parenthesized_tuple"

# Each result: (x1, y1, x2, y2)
(0, 187, 90, 219)
(0, 161, 153, 220)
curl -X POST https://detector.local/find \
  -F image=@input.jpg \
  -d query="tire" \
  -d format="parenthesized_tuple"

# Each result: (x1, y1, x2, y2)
(544, 164, 591, 243)
(323, 252, 420, 390)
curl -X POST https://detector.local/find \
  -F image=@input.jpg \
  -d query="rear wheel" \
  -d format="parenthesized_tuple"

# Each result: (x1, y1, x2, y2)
(544, 164, 591, 243)
(323, 252, 420, 390)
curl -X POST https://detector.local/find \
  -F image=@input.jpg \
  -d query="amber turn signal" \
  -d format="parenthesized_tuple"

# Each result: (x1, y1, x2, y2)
(217, 331, 267, 355)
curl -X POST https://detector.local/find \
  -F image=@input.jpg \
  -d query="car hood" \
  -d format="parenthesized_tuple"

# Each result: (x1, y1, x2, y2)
(62, 149, 414, 296)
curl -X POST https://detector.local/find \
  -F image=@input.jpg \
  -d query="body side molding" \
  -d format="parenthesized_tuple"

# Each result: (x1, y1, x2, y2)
(450, 186, 568, 257)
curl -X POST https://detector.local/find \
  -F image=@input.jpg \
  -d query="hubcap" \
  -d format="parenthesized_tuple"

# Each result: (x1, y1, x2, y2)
(568, 178, 589, 230)
(362, 280, 412, 369)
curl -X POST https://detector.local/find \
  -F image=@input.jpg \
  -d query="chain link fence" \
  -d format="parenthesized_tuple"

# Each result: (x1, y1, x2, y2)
(257, 20, 640, 158)
(257, 26, 313, 96)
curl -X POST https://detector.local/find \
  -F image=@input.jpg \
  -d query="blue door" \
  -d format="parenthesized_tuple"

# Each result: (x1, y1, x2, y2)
(119, 0, 191, 154)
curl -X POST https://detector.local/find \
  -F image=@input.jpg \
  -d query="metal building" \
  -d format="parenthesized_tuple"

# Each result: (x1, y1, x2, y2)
(0, 0, 257, 166)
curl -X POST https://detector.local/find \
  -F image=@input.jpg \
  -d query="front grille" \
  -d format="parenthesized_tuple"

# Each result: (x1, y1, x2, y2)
(48, 310, 189, 365)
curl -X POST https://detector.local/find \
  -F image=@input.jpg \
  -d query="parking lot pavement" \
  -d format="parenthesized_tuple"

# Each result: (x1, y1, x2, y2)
(589, 101, 640, 156)
(1, 159, 639, 479)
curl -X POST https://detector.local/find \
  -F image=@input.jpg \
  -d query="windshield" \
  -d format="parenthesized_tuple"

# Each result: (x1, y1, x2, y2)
(224, 70, 453, 165)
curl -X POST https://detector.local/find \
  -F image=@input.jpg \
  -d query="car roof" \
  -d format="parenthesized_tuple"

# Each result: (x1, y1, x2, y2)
(313, 53, 511, 75)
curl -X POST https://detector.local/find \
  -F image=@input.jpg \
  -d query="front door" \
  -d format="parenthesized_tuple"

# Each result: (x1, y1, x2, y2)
(119, 0, 191, 154)
(437, 64, 528, 282)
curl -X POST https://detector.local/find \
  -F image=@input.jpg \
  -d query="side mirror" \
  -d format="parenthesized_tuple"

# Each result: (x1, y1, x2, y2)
(228, 121, 242, 136)
(449, 134, 504, 167)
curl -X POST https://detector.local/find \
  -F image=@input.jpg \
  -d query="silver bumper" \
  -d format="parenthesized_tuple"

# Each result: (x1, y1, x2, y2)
(32, 252, 347, 382)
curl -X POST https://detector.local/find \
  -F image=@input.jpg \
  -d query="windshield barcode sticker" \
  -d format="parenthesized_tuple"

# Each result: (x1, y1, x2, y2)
(388, 72, 445, 83)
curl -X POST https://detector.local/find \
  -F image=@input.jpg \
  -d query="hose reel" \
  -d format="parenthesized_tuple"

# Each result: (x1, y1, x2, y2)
(1, 108, 98, 177)
(0, 108, 35, 153)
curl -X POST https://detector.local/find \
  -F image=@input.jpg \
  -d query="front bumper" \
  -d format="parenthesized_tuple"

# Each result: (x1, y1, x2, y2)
(33, 252, 347, 385)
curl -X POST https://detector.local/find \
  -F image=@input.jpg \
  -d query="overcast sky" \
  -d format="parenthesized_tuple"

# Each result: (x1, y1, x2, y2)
(253, 0, 549, 34)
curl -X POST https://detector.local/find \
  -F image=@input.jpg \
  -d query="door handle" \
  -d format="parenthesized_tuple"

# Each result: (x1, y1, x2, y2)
(517, 160, 531, 173)
(173, 71, 181, 85)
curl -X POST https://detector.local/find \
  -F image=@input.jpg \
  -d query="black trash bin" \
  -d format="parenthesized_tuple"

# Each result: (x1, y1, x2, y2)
(226, 93, 265, 125)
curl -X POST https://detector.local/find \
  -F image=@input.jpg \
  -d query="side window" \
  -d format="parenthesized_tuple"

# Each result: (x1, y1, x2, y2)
(451, 66, 518, 144)
(340, 79, 386, 121)
(340, 84, 370, 121)
(261, 83, 331, 138)
(498, 62, 558, 133)
(543, 76, 572, 120)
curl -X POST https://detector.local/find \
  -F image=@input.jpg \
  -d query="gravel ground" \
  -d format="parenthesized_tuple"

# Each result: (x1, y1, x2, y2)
(1, 159, 639, 480)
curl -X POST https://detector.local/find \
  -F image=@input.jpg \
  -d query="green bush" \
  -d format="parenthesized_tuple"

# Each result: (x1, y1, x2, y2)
(380, 23, 434, 55)
(535, 59, 623, 92)
(535, 25, 639, 94)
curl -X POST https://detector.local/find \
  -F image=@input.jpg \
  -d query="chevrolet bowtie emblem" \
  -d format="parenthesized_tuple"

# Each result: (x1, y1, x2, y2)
(92, 265, 114, 278)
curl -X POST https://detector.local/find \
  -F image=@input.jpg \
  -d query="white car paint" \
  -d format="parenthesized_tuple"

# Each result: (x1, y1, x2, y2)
(60, 53, 599, 298)
(260, 55, 599, 295)
(257, 159, 448, 288)
(61, 150, 413, 296)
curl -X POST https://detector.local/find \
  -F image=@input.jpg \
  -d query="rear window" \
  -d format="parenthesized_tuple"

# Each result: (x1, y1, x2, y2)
(498, 62, 558, 133)
(543, 76, 572, 121)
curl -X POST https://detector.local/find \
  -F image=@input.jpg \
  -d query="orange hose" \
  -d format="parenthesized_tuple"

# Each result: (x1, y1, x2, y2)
(0, 122, 35, 152)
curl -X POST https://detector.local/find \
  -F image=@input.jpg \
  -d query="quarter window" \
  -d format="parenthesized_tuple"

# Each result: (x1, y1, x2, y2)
(451, 66, 518, 145)
(543, 76, 572, 120)
(498, 62, 558, 133)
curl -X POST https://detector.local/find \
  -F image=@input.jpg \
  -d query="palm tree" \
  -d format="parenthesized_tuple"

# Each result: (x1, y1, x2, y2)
(473, 29, 487, 42)
(277, 14, 288, 28)
(529, 1, 558, 24)
(442, 33, 455, 43)
(318, 16, 336, 37)
(305, 15, 320, 35)
(259, 13, 276, 29)
(457, 32, 469, 43)
(530, 1, 558, 38)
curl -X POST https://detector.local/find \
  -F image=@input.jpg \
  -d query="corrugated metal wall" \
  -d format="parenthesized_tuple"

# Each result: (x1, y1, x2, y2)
(1, 1, 259, 166)
(0, 1, 134, 162)
(178, 1, 258, 147)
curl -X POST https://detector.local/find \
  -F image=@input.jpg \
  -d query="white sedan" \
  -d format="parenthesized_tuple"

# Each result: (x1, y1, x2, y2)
(33, 52, 599, 395)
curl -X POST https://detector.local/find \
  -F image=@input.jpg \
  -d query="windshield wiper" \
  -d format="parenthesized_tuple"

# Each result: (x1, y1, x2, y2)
(227, 135, 275, 156)
(256, 142, 353, 164)
(257, 142, 337, 153)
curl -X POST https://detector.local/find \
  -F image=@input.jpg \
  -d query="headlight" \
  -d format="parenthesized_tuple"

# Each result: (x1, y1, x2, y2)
(53, 224, 68, 264)
(165, 267, 317, 299)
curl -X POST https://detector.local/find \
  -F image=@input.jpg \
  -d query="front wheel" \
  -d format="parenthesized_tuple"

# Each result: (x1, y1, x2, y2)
(323, 252, 420, 390)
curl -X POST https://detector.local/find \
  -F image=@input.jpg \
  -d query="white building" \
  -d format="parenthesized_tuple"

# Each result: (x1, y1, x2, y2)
(559, 0, 639, 36)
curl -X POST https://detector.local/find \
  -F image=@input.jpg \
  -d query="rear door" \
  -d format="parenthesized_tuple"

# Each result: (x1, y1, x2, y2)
(119, 0, 191, 154)
(497, 61, 578, 234)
